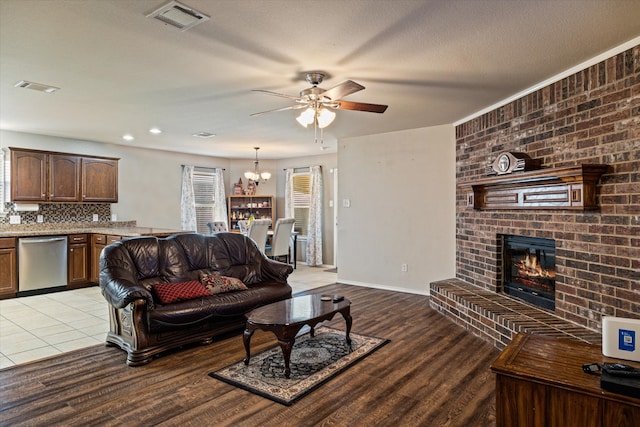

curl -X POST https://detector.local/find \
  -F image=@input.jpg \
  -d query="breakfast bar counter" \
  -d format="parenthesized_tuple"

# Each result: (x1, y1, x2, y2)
(0, 224, 188, 238)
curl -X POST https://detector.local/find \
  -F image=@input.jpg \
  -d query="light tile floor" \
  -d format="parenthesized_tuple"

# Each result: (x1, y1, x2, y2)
(0, 265, 337, 369)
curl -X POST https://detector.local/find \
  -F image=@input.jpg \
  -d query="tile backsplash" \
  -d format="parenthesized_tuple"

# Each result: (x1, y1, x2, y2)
(1, 203, 111, 224)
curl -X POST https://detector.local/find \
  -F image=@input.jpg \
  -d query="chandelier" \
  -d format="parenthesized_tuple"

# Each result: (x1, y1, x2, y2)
(244, 147, 271, 185)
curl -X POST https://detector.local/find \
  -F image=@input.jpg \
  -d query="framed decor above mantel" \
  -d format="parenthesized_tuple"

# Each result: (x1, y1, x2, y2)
(464, 164, 609, 210)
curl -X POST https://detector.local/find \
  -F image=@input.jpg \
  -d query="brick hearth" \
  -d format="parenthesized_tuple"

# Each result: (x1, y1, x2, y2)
(430, 279, 601, 350)
(437, 45, 639, 348)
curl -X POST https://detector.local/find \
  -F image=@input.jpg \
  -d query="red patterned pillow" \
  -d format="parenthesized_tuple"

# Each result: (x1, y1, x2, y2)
(152, 281, 211, 304)
(199, 272, 248, 294)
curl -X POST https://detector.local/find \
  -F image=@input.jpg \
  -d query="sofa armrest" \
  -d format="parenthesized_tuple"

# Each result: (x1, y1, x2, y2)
(99, 244, 155, 310)
(260, 257, 294, 282)
(100, 275, 154, 310)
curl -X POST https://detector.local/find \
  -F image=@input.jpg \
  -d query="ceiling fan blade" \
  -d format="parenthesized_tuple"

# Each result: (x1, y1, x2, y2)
(320, 80, 365, 101)
(250, 104, 307, 116)
(252, 89, 300, 101)
(334, 100, 388, 113)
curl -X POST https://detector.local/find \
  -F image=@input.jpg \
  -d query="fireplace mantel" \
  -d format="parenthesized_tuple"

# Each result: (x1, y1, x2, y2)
(466, 164, 609, 210)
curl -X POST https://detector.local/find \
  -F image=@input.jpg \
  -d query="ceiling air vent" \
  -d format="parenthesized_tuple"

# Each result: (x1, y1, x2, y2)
(192, 132, 216, 138)
(14, 80, 60, 93)
(146, 1, 209, 31)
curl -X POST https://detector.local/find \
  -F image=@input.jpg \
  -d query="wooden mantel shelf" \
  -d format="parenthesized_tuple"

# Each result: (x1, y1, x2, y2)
(465, 164, 609, 210)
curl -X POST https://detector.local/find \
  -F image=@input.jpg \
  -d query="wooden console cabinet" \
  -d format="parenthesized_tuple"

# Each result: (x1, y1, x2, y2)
(491, 333, 640, 427)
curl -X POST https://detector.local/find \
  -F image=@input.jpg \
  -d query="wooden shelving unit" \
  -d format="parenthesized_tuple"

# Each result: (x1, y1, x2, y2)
(227, 195, 274, 231)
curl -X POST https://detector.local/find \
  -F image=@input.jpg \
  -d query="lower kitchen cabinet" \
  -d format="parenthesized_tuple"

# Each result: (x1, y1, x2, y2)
(68, 234, 89, 287)
(91, 234, 121, 283)
(0, 237, 17, 298)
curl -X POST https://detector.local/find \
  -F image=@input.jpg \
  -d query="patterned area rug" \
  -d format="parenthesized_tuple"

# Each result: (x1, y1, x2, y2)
(209, 326, 389, 405)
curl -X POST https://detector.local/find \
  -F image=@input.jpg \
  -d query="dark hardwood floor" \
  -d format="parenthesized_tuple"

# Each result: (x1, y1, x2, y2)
(0, 284, 499, 426)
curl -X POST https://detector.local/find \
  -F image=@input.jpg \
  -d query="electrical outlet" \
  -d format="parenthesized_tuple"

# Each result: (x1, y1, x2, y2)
(401, 263, 408, 272)
(9, 215, 21, 224)
(37, 215, 44, 223)
(93, 214, 99, 222)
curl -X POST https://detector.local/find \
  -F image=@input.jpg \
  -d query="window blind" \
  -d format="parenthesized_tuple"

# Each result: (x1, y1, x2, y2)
(292, 173, 310, 235)
(0, 151, 8, 213)
(193, 169, 217, 234)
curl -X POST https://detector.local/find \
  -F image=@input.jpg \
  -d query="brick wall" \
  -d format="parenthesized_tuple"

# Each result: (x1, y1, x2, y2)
(455, 45, 639, 331)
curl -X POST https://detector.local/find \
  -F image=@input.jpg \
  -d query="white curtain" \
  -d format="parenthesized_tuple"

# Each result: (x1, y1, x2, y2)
(307, 165, 323, 266)
(180, 165, 197, 231)
(284, 168, 295, 218)
(212, 168, 228, 224)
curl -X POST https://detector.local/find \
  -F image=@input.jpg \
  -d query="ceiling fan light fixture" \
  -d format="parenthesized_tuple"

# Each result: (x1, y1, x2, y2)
(317, 108, 336, 129)
(296, 107, 315, 127)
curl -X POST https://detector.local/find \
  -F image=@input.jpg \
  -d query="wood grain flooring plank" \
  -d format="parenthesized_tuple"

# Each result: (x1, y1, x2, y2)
(0, 284, 500, 426)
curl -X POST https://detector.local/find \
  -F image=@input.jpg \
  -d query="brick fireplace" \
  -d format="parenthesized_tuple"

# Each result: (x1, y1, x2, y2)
(430, 45, 639, 349)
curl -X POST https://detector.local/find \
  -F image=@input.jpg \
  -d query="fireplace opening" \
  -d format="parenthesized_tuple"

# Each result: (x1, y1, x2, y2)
(502, 235, 556, 311)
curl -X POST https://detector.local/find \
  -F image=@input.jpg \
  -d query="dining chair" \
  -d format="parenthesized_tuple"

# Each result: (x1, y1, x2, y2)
(206, 221, 228, 234)
(237, 220, 249, 234)
(246, 219, 270, 253)
(265, 218, 295, 263)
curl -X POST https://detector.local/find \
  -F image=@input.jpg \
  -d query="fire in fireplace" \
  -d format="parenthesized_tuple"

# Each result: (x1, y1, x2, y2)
(502, 235, 556, 311)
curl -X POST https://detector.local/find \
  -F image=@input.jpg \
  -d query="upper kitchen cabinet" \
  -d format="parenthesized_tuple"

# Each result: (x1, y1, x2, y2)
(49, 154, 81, 202)
(9, 148, 119, 203)
(81, 157, 118, 202)
(10, 149, 47, 201)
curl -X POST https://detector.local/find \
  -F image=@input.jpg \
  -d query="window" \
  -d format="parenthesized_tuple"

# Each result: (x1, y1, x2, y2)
(0, 150, 8, 214)
(193, 168, 218, 234)
(292, 172, 311, 236)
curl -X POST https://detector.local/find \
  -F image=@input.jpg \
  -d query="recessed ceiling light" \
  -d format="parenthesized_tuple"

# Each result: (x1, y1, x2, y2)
(122, 134, 134, 141)
(192, 132, 216, 138)
(149, 128, 162, 134)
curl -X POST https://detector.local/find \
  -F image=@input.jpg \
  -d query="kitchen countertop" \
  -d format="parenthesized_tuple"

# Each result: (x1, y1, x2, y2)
(0, 224, 190, 238)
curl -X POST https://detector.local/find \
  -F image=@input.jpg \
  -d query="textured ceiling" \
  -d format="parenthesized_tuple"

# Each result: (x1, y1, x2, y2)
(1, 0, 639, 159)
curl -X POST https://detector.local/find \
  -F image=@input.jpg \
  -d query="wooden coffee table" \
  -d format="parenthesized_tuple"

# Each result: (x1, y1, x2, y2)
(243, 294, 352, 378)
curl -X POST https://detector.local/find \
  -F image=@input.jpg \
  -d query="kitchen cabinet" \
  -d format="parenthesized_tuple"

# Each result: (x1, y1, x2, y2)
(491, 333, 640, 427)
(9, 148, 119, 203)
(68, 234, 89, 286)
(0, 238, 17, 298)
(49, 154, 81, 201)
(228, 195, 274, 231)
(10, 150, 47, 201)
(82, 157, 118, 202)
(90, 234, 121, 283)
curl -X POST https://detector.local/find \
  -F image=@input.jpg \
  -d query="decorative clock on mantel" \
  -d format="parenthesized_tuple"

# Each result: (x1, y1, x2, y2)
(488, 151, 542, 175)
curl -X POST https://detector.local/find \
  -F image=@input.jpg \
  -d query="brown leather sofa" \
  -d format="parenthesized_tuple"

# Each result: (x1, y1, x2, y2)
(99, 232, 293, 366)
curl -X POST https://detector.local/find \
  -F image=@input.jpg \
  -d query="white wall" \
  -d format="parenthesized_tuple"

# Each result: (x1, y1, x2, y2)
(0, 130, 230, 229)
(337, 125, 456, 295)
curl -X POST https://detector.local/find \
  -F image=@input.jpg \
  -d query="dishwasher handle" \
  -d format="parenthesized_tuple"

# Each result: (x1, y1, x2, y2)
(19, 236, 67, 244)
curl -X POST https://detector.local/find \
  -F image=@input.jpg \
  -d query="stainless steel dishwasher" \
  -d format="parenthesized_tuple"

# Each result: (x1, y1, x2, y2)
(18, 236, 68, 294)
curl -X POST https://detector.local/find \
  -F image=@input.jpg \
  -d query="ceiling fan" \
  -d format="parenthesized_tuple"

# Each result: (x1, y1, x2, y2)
(251, 72, 388, 130)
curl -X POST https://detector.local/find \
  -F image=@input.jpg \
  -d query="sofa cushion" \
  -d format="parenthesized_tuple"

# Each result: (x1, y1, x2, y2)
(147, 281, 292, 332)
(200, 272, 248, 294)
(152, 280, 210, 304)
